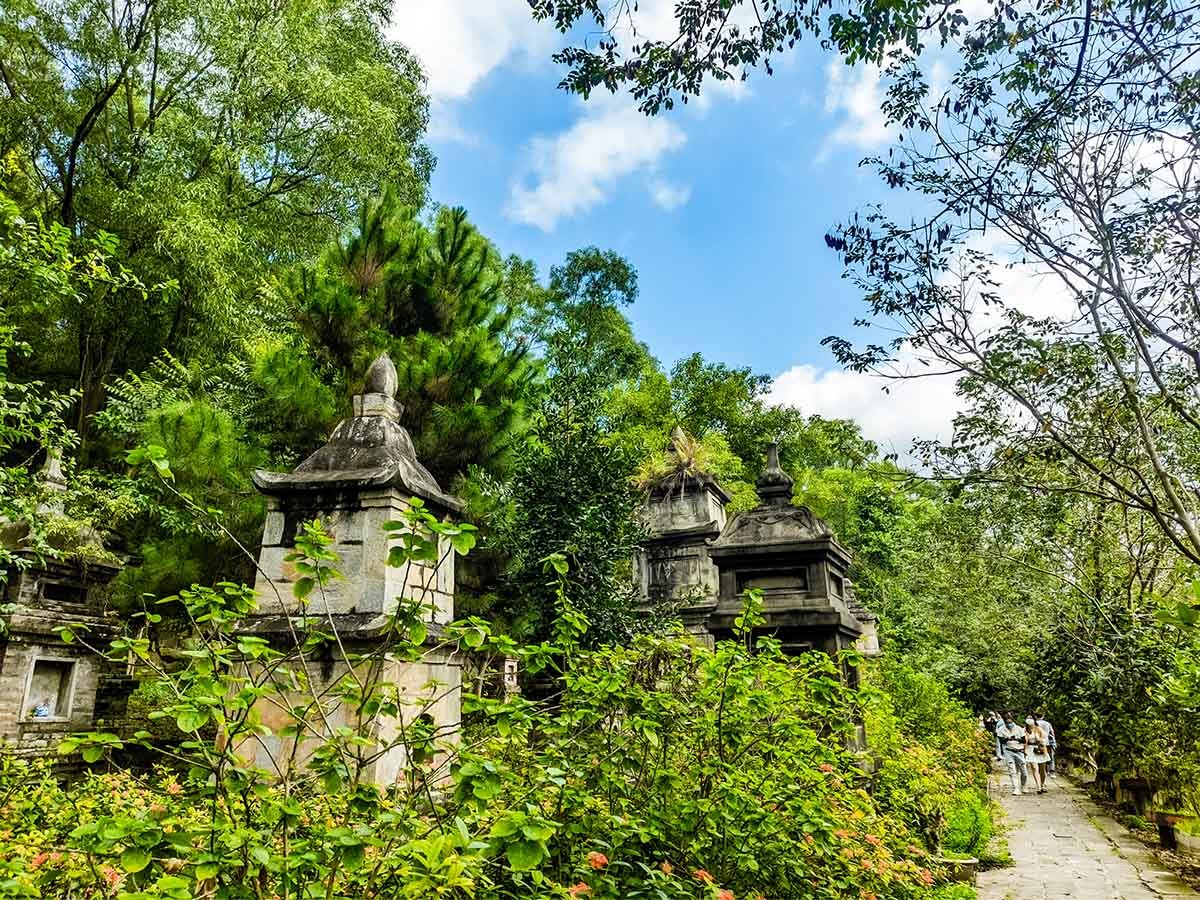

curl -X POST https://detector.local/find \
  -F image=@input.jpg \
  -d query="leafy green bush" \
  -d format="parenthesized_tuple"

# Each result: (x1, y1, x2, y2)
(862, 660, 993, 856)
(0, 501, 986, 899)
(931, 885, 977, 900)
(1178, 817, 1200, 837)
(942, 790, 993, 859)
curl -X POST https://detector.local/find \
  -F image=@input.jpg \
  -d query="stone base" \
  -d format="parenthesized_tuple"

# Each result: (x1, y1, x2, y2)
(1175, 825, 1200, 861)
(237, 642, 462, 788)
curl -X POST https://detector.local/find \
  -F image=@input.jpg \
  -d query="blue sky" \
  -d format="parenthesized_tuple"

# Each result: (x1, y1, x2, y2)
(391, 1, 964, 457)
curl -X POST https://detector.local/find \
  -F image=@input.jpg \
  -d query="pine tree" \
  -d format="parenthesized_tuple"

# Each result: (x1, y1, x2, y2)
(284, 199, 539, 484)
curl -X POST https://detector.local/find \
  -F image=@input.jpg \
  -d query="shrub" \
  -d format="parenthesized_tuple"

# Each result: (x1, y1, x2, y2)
(942, 790, 993, 858)
(862, 660, 993, 855)
(0, 509, 986, 899)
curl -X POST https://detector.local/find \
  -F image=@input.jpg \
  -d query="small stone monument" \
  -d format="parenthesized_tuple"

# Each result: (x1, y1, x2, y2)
(634, 429, 730, 634)
(245, 354, 465, 785)
(846, 580, 881, 657)
(0, 451, 122, 756)
(706, 443, 865, 656)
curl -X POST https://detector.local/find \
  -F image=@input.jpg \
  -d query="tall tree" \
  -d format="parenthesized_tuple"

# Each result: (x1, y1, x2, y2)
(489, 332, 646, 647)
(286, 199, 539, 484)
(0, 0, 431, 432)
(528, 0, 962, 113)
(822, 0, 1200, 564)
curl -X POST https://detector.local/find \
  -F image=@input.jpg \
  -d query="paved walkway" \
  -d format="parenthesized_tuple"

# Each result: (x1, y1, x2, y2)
(977, 767, 1197, 899)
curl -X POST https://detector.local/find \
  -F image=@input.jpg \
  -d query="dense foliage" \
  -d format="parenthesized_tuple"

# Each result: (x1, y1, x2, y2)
(522, 0, 1200, 822)
(12, 0, 1200, 895)
(0, 510, 987, 899)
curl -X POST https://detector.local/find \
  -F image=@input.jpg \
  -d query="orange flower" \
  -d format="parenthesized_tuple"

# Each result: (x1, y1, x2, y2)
(568, 883, 591, 897)
(717, 891, 735, 900)
(819, 763, 834, 773)
(834, 829, 851, 840)
(29, 852, 50, 869)
(918, 868, 934, 885)
(165, 782, 182, 796)
(865, 834, 882, 847)
(693, 868, 714, 883)
(587, 851, 608, 870)
(659, 861, 674, 875)
(101, 865, 121, 887)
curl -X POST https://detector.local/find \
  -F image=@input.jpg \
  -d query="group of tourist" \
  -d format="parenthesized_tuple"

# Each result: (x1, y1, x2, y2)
(982, 711, 1056, 796)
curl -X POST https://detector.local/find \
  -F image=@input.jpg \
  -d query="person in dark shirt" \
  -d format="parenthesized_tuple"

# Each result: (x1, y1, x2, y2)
(984, 711, 1001, 760)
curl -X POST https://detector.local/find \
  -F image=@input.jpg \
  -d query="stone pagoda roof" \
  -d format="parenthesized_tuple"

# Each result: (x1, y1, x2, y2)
(252, 354, 463, 513)
(708, 442, 848, 562)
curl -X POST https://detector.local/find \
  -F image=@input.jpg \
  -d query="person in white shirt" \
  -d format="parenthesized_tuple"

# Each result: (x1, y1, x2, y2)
(1023, 716, 1050, 794)
(1035, 711, 1056, 778)
(995, 711, 1028, 796)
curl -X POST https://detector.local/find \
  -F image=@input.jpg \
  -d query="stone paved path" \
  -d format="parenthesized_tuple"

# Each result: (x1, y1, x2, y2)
(977, 767, 1197, 899)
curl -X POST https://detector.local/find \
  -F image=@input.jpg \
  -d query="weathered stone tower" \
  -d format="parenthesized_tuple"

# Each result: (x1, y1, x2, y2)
(637, 441, 875, 658)
(245, 354, 464, 786)
(707, 444, 865, 656)
(0, 454, 122, 756)
(634, 444, 729, 634)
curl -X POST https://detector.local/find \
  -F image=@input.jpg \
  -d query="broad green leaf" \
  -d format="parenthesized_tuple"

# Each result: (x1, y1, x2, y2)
(121, 847, 151, 873)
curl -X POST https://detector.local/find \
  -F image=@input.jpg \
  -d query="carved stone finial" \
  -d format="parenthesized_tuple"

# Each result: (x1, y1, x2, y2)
(35, 447, 67, 516)
(669, 425, 688, 456)
(364, 353, 398, 397)
(41, 448, 67, 493)
(354, 354, 402, 421)
(755, 441, 794, 505)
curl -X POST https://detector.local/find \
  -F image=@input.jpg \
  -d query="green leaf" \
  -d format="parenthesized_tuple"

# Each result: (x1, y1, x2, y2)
(449, 529, 477, 555)
(489, 818, 519, 838)
(410, 620, 427, 645)
(195, 861, 220, 879)
(340, 843, 365, 870)
(520, 823, 554, 841)
(81, 746, 105, 763)
(121, 847, 151, 873)
(176, 708, 209, 732)
(505, 839, 544, 871)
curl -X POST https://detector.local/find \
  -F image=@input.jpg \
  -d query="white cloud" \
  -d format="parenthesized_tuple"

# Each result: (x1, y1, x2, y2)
(948, 230, 1082, 323)
(820, 61, 895, 158)
(424, 105, 480, 146)
(389, 0, 556, 101)
(767, 361, 962, 463)
(955, 0, 997, 25)
(648, 178, 691, 211)
(508, 97, 688, 230)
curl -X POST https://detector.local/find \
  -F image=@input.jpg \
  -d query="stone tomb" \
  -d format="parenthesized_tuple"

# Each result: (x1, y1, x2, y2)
(243, 355, 465, 786)
(637, 442, 875, 658)
(707, 444, 865, 656)
(0, 454, 122, 756)
(634, 468, 729, 635)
